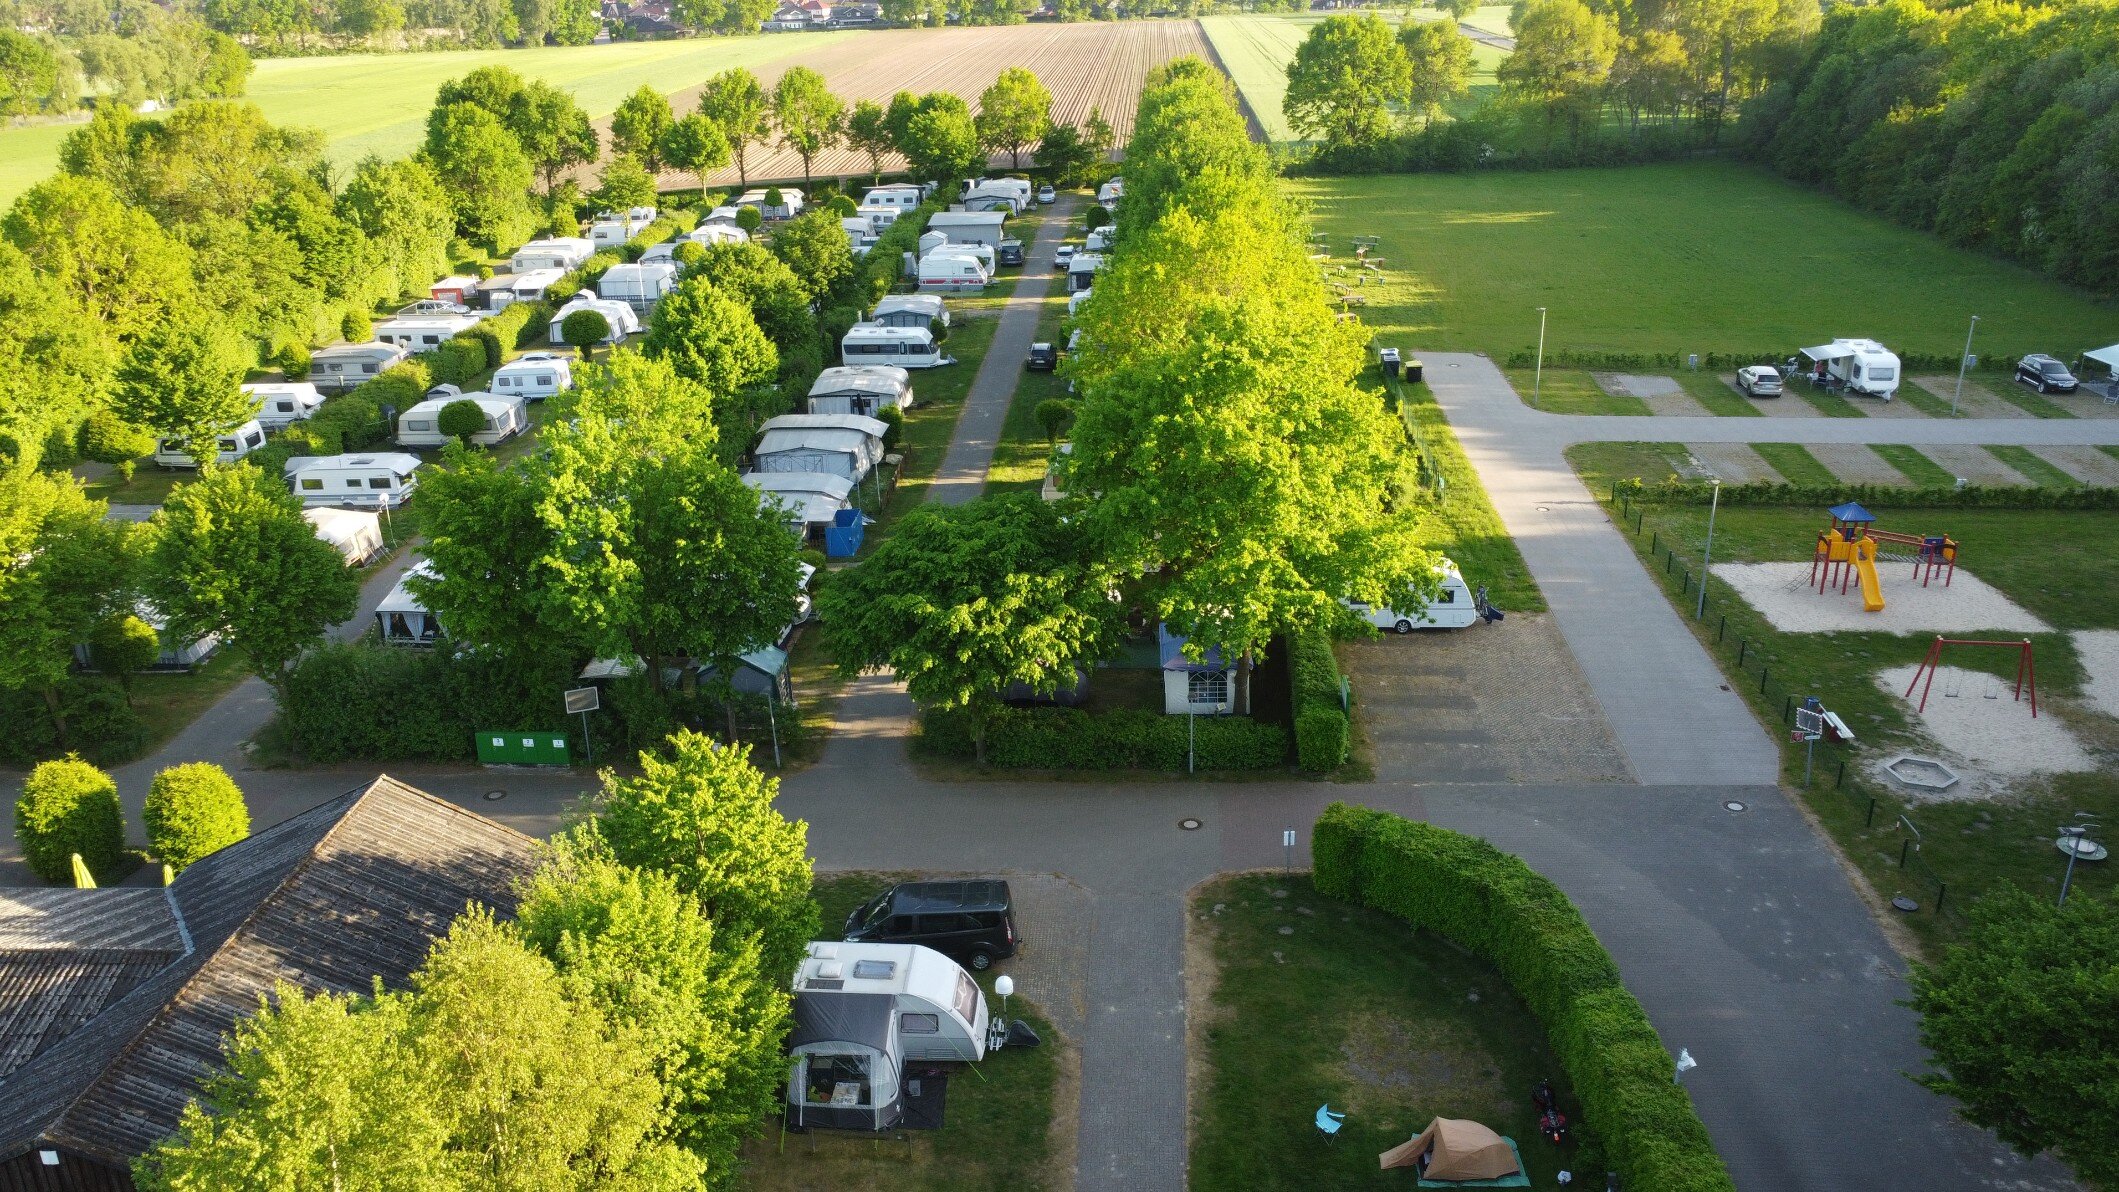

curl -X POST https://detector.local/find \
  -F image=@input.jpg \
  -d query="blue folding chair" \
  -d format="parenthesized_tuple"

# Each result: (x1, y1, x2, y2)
(1315, 1104, 1347, 1144)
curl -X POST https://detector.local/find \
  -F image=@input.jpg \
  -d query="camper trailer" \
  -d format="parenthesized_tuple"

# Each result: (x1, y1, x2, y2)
(548, 295, 640, 345)
(1067, 253, 1104, 294)
(687, 222, 750, 248)
(841, 322, 948, 369)
(1096, 177, 1123, 210)
(735, 188, 805, 220)
(310, 342, 410, 392)
(916, 251, 989, 294)
(244, 382, 325, 429)
(374, 312, 482, 354)
(395, 393, 527, 448)
(926, 210, 1007, 250)
(808, 365, 912, 415)
(588, 207, 655, 249)
(1068, 288, 1092, 317)
(285, 452, 423, 510)
(861, 184, 923, 212)
(303, 507, 385, 566)
(1085, 226, 1115, 253)
(753, 414, 887, 483)
(785, 941, 989, 1132)
(509, 237, 595, 274)
(841, 216, 879, 255)
(75, 604, 219, 672)
(486, 268, 565, 310)
(927, 242, 996, 274)
(597, 261, 679, 314)
(856, 203, 900, 230)
(375, 562, 442, 646)
(745, 471, 856, 536)
(960, 184, 1021, 215)
(1800, 338, 1902, 400)
(153, 421, 267, 469)
(491, 353, 574, 401)
(872, 293, 947, 329)
(1343, 559, 1480, 632)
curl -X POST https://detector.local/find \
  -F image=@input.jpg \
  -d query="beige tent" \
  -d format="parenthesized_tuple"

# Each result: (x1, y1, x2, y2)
(1379, 1118, 1523, 1180)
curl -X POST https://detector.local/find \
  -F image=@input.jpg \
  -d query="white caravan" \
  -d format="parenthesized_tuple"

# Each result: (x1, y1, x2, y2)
(807, 365, 912, 416)
(374, 312, 482, 354)
(285, 452, 423, 510)
(588, 207, 655, 249)
(1342, 559, 1480, 632)
(303, 507, 385, 566)
(1799, 338, 1902, 400)
(486, 268, 565, 310)
(244, 382, 325, 429)
(395, 393, 527, 448)
(784, 942, 989, 1132)
(310, 342, 410, 392)
(153, 421, 266, 469)
(491, 353, 574, 401)
(597, 261, 680, 314)
(916, 251, 990, 294)
(548, 295, 641, 345)
(841, 322, 948, 369)
(375, 561, 442, 646)
(508, 237, 596, 274)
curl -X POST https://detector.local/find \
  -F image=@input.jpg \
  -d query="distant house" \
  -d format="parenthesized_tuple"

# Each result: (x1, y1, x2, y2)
(763, 2, 810, 28)
(828, 1, 877, 23)
(0, 777, 538, 1191)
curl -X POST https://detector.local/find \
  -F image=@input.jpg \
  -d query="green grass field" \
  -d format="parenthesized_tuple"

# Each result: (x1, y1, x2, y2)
(1290, 162, 2119, 361)
(1200, 12, 1503, 142)
(0, 32, 848, 206)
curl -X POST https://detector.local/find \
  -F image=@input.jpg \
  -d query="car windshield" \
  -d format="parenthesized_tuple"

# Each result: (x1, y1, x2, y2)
(2043, 362, 2069, 375)
(855, 893, 892, 928)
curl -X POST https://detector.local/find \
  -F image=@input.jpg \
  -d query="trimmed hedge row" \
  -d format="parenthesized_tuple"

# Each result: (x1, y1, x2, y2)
(1313, 803, 1734, 1192)
(917, 705, 1289, 772)
(849, 194, 948, 307)
(1503, 347, 2011, 375)
(1288, 628, 1348, 771)
(1615, 476, 2119, 511)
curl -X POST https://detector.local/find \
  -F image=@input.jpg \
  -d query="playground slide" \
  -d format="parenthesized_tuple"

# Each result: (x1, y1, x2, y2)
(1854, 540, 1885, 612)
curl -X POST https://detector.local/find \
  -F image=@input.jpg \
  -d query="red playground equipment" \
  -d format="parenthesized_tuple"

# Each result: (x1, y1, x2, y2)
(1904, 636, 2038, 717)
(1811, 502, 1958, 613)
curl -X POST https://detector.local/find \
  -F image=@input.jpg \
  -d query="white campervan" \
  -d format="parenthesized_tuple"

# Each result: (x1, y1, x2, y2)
(928, 242, 996, 274)
(285, 452, 423, 510)
(1800, 338, 1901, 400)
(491, 353, 574, 401)
(861, 184, 924, 212)
(1067, 253, 1104, 294)
(153, 420, 267, 469)
(374, 312, 482, 354)
(916, 251, 990, 294)
(395, 393, 527, 448)
(856, 203, 901, 230)
(1343, 560, 1480, 632)
(244, 382, 325, 429)
(841, 322, 948, 369)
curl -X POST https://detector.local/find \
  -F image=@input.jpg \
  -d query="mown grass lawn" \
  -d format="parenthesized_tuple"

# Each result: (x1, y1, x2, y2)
(1396, 378, 1545, 612)
(1191, 873, 1578, 1189)
(1502, 367, 1646, 415)
(1289, 162, 2119, 362)
(1570, 441, 2119, 951)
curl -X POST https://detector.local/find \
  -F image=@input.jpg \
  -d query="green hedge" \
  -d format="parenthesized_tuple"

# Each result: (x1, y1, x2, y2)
(1614, 476, 2119, 511)
(1295, 706, 1348, 772)
(280, 642, 581, 763)
(481, 300, 547, 351)
(1313, 803, 1734, 1192)
(14, 756, 127, 884)
(917, 705, 1288, 771)
(1503, 347, 2013, 375)
(620, 209, 696, 262)
(547, 251, 623, 304)
(426, 337, 489, 388)
(1288, 628, 1348, 771)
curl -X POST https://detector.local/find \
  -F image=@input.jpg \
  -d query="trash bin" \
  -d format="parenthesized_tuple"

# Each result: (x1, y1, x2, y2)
(1379, 347, 1401, 378)
(1405, 358, 1424, 384)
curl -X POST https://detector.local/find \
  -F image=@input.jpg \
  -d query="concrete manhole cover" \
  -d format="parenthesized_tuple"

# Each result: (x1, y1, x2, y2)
(1883, 755, 1959, 792)
(1179, 818, 1202, 831)
(1723, 801, 1747, 813)
(484, 790, 507, 802)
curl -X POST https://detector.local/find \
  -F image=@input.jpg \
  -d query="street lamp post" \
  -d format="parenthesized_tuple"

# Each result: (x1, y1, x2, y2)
(1533, 307, 1548, 409)
(1696, 479, 1720, 620)
(1951, 315, 1979, 416)
(2059, 812, 2098, 907)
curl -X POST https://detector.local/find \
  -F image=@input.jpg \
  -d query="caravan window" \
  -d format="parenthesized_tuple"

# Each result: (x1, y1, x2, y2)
(1188, 670, 1229, 705)
(900, 1013, 939, 1035)
(952, 971, 979, 1025)
(361, 363, 378, 374)
(368, 477, 393, 489)
(408, 420, 433, 432)
(275, 400, 295, 413)
(1870, 367, 1896, 382)
(300, 478, 323, 491)
(345, 479, 362, 488)
(1437, 588, 1456, 603)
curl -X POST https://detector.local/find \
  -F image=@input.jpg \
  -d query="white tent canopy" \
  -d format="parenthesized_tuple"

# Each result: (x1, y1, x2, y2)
(2084, 343, 2119, 373)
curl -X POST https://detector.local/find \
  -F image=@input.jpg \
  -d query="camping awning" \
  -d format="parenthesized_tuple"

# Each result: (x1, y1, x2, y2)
(1800, 343, 1851, 363)
(2084, 343, 2119, 372)
(788, 990, 895, 1050)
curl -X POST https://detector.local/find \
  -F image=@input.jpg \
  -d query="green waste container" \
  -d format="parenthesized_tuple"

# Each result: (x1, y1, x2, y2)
(475, 730, 572, 766)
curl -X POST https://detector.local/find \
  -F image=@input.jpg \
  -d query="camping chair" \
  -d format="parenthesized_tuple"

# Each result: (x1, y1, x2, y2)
(1315, 1104, 1347, 1144)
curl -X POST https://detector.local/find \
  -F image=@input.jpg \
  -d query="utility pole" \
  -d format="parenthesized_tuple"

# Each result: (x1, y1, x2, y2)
(1533, 306, 1548, 409)
(1951, 315, 1979, 416)
(1696, 479, 1720, 620)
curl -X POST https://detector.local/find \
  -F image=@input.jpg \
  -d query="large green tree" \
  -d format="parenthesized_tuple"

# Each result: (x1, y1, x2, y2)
(844, 97, 893, 183)
(421, 100, 535, 249)
(698, 68, 771, 188)
(640, 274, 779, 411)
(1284, 13, 1412, 149)
(975, 66, 1052, 169)
(612, 84, 675, 173)
(770, 65, 843, 187)
(1500, 0, 1621, 137)
(142, 464, 360, 698)
(1910, 888, 2119, 1187)
(899, 92, 982, 183)
(660, 111, 730, 201)
(110, 311, 253, 465)
(1399, 19, 1476, 126)
(819, 494, 1119, 761)
(0, 474, 132, 748)
(765, 208, 852, 304)
(337, 155, 456, 301)
(512, 79, 600, 192)
(3, 173, 196, 343)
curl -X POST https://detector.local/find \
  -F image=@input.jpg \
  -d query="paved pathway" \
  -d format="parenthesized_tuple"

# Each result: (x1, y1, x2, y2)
(927, 196, 1077, 508)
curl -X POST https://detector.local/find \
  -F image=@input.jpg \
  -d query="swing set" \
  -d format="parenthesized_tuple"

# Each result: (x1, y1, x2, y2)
(1903, 636, 2038, 717)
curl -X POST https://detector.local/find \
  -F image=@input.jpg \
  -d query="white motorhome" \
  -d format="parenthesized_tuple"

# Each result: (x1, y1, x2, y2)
(395, 393, 527, 448)
(597, 261, 679, 314)
(310, 342, 410, 393)
(736, 187, 805, 221)
(509, 237, 596, 274)
(856, 203, 901, 230)
(871, 293, 948, 329)
(808, 365, 912, 416)
(588, 207, 655, 249)
(548, 295, 641, 345)
(1799, 338, 1901, 400)
(1066, 253, 1104, 294)
(153, 421, 267, 469)
(303, 507, 385, 566)
(491, 353, 574, 401)
(244, 382, 325, 429)
(842, 322, 949, 369)
(916, 251, 989, 294)
(285, 452, 423, 510)
(926, 210, 1006, 250)
(687, 222, 750, 248)
(485, 268, 565, 310)
(745, 471, 857, 536)
(785, 941, 989, 1132)
(753, 414, 888, 483)
(375, 312, 482, 354)
(861, 184, 923, 212)
(1343, 559, 1479, 632)
(375, 561, 442, 646)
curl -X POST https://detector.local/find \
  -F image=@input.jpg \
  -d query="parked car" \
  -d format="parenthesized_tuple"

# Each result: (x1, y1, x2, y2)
(1026, 341, 1058, 371)
(1054, 244, 1076, 272)
(1036, 184, 1056, 205)
(997, 237, 1025, 267)
(2016, 353, 2078, 393)
(843, 880, 1019, 970)
(1735, 365, 1783, 397)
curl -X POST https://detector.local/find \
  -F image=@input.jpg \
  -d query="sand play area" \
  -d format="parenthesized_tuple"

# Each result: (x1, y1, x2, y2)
(1871, 663, 2096, 800)
(1710, 562, 2050, 635)
(2075, 629, 2119, 721)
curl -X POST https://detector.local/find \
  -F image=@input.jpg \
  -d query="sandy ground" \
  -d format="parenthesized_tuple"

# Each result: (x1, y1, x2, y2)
(1871, 664, 2095, 800)
(1711, 561, 2050, 635)
(1909, 375, 2026, 419)
(1918, 445, 2033, 486)
(1808, 443, 1912, 485)
(2031, 444, 2119, 485)
(2048, 382, 2119, 419)
(1685, 443, 1779, 483)
(1595, 373, 1707, 416)
(1854, 391, 1926, 419)
(2075, 630, 2119, 721)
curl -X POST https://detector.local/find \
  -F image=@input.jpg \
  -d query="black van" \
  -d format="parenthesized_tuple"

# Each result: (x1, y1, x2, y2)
(843, 880, 1019, 970)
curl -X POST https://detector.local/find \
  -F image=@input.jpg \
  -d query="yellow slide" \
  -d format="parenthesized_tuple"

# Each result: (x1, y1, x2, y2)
(1853, 537, 1885, 612)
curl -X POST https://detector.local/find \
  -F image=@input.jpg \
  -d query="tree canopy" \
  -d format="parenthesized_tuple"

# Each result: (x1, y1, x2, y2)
(770, 66, 844, 186)
(698, 68, 770, 187)
(1283, 14, 1412, 149)
(976, 67, 1052, 169)
(611, 84, 674, 173)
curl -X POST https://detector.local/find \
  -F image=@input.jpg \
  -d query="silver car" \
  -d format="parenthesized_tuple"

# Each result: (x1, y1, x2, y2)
(1736, 365, 1783, 397)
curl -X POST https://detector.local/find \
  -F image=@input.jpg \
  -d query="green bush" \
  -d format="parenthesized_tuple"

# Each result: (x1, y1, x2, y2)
(437, 398, 488, 445)
(1082, 205, 1110, 232)
(77, 411, 154, 468)
(340, 308, 372, 342)
(1312, 804, 1734, 1192)
(735, 206, 763, 233)
(458, 324, 505, 369)
(277, 340, 312, 379)
(1288, 628, 1348, 771)
(1294, 705, 1348, 772)
(0, 680, 147, 767)
(311, 392, 386, 452)
(279, 643, 579, 763)
(426, 337, 488, 388)
(621, 212, 692, 262)
(482, 300, 547, 350)
(1615, 475, 2119, 512)
(143, 762, 251, 871)
(918, 705, 1288, 771)
(14, 755, 127, 884)
(89, 614, 161, 681)
(874, 404, 903, 452)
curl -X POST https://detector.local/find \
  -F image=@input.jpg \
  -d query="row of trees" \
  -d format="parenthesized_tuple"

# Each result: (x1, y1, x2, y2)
(199, 0, 610, 54)
(1738, 0, 2119, 296)
(137, 732, 818, 1190)
(0, 11, 247, 119)
(820, 58, 1435, 758)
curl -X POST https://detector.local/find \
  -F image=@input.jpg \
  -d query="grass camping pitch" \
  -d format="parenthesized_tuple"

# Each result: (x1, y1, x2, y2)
(1289, 163, 2119, 363)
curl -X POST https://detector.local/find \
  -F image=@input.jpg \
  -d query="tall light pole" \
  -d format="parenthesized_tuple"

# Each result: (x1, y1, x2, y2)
(1696, 478, 1720, 620)
(1533, 306, 1548, 409)
(1951, 315, 1979, 416)
(2059, 812, 2098, 907)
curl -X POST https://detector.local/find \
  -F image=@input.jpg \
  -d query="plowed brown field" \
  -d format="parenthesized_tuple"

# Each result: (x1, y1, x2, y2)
(600, 20, 1212, 189)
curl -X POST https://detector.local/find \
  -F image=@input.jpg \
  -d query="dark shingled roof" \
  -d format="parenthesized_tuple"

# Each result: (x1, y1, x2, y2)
(0, 776, 538, 1166)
